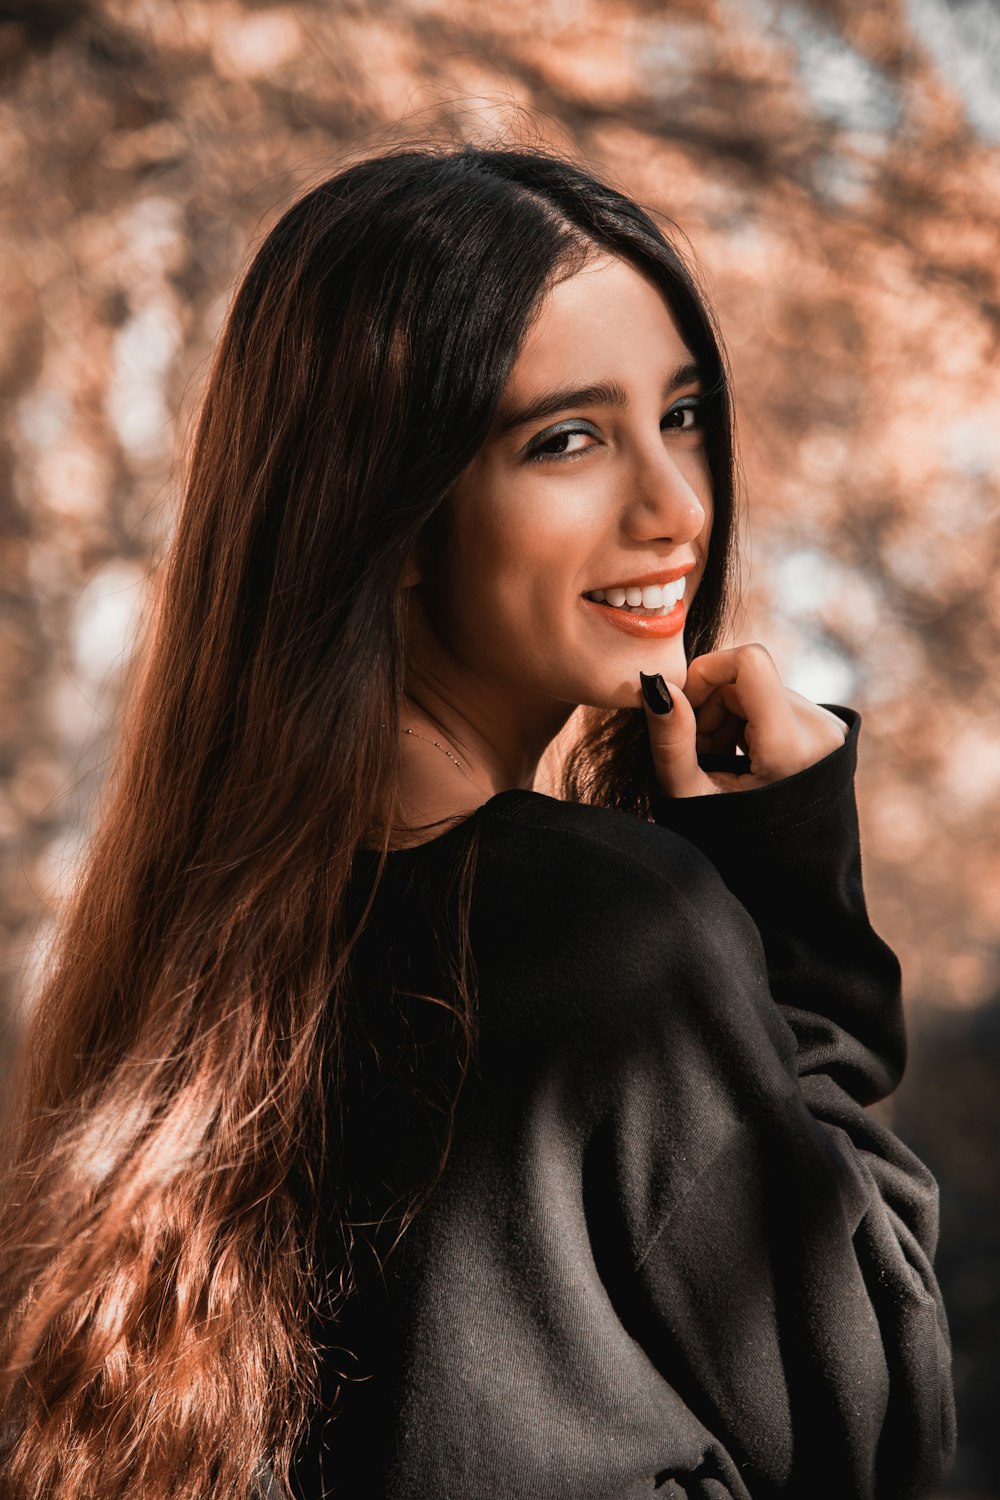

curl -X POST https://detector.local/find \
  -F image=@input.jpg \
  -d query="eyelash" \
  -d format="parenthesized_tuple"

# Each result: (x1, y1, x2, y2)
(524, 397, 706, 464)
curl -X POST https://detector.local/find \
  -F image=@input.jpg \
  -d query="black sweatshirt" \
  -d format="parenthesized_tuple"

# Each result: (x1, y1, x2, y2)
(292, 710, 955, 1500)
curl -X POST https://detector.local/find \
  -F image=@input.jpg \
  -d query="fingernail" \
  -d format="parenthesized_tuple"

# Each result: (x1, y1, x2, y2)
(639, 671, 673, 715)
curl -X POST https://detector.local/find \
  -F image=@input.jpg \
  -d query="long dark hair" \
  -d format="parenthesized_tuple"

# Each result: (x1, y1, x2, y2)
(0, 143, 737, 1499)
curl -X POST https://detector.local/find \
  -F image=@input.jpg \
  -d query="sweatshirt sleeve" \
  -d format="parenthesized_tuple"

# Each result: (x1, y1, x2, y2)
(620, 709, 956, 1498)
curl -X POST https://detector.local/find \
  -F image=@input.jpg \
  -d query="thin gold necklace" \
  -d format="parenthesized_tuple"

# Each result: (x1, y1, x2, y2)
(401, 727, 487, 790)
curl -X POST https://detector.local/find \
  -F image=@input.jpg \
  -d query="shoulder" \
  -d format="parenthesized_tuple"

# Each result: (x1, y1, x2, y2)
(469, 789, 767, 1043)
(479, 786, 734, 912)
(478, 787, 715, 894)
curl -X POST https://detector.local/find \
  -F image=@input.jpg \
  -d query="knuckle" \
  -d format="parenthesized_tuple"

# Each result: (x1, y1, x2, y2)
(739, 642, 774, 672)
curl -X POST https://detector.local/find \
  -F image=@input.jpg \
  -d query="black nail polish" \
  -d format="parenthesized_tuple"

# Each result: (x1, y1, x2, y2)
(640, 671, 673, 715)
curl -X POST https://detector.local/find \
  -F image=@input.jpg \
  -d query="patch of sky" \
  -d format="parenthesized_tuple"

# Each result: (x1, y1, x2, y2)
(943, 414, 1000, 479)
(924, 473, 996, 536)
(782, 636, 858, 705)
(769, 545, 839, 616)
(70, 560, 147, 690)
(906, 0, 1000, 143)
(17, 390, 71, 450)
(106, 299, 181, 458)
(630, 15, 715, 96)
(723, 218, 769, 263)
(810, 149, 877, 209)
(120, 195, 188, 287)
(760, 544, 863, 703)
(768, 545, 884, 634)
(764, 1, 900, 134)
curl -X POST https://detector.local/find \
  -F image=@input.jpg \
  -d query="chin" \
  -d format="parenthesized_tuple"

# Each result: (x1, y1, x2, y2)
(569, 643, 690, 713)
(591, 669, 690, 714)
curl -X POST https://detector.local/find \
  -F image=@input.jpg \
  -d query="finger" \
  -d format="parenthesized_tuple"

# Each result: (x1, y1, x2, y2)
(692, 686, 733, 736)
(692, 686, 746, 755)
(639, 673, 718, 799)
(784, 689, 850, 747)
(685, 645, 800, 772)
(695, 713, 748, 757)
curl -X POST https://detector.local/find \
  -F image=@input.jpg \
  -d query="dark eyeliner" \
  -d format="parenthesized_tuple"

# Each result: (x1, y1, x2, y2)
(523, 419, 598, 462)
(662, 394, 704, 427)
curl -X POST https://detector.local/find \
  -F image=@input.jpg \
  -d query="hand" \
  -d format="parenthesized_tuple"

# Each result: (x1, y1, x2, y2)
(641, 644, 849, 799)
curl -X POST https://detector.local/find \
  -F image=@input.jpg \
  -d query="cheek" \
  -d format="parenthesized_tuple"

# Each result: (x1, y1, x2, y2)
(449, 477, 590, 614)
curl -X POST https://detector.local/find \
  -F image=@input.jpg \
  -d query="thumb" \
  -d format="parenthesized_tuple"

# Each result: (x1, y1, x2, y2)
(639, 672, 715, 799)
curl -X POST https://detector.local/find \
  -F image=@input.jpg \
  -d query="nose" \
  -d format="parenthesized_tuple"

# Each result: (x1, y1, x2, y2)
(620, 440, 709, 547)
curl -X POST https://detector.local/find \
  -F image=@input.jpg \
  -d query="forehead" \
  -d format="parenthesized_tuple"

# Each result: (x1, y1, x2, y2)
(507, 255, 691, 394)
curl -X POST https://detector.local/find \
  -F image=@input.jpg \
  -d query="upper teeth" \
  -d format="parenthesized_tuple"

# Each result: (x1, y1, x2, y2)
(588, 578, 687, 610)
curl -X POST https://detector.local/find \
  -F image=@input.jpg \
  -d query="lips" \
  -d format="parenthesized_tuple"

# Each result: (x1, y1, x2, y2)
(580, 593, 687, 639)
(580, 561, 695, 638)
(587, 577, 686, 612)
(584, 563, 694, 596)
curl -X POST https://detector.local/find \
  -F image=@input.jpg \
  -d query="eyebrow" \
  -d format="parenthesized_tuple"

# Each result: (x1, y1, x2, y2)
(496, 359, 705, 437)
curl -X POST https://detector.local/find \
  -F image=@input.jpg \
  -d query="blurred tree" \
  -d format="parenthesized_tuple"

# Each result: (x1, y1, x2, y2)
(1, 0, 997, 1490)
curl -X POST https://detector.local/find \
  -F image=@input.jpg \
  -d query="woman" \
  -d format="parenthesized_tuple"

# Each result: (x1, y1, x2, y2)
(0, 145, 953, 1499)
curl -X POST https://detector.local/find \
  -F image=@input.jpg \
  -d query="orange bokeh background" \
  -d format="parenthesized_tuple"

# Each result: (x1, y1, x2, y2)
(2, 2, 998, 1491)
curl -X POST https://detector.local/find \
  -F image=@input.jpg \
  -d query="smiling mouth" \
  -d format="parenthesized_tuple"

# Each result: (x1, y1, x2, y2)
(583, 576, 687, 617)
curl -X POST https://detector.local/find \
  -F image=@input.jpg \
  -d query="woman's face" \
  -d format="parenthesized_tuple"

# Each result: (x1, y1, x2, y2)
(408, 254, 714, 739)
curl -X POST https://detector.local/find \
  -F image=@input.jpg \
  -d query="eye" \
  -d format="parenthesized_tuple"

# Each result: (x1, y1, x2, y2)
(525, 424, 598, 463)
(662, 397, 704, 431)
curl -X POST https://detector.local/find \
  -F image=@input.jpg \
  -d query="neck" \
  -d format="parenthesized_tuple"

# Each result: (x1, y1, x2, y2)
(401, 674, 573, 799)
(394, 588, 576, 835)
